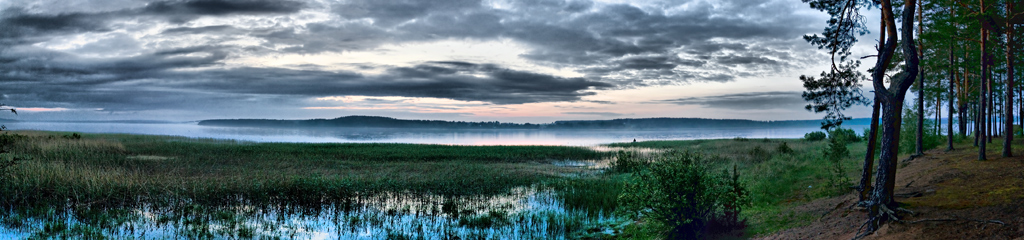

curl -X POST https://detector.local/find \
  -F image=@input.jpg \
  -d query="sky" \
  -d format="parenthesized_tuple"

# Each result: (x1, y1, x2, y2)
(0, 0, 881, 123)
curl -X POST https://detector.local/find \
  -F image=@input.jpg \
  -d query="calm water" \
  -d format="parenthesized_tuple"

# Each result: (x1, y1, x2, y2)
(0, 186, 613, 239)
(3, 121, 866, 145)
(0, 121, 867, 238)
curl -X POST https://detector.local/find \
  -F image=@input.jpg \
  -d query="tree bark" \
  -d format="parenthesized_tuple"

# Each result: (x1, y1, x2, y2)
(976, 101, 981, 146)
(937, 92, 941, 135)
(961, 48, 970, 137)
(979, 8, 988, 160)
(859, 17, 887, 204)
(859, 98, 881, 202)
(867, 0, 918, 232)
(948, 31, 956, 151)
(987, 49, 993, 142)
(1004, 0, 1014, 157)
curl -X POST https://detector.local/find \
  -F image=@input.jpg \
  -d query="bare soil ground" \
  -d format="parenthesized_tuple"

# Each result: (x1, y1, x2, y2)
(756, 140, 1024, 240)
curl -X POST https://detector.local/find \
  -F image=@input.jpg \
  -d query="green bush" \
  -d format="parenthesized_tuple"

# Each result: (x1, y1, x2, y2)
(828, 128, 860, 143)
(775, 142, 794, 155)
(804, 131, 826, 141)
(610, 150, 647, 173)
(822, 136, 850, 196)
(617, 151, 749, 239)
(747, 146, 771, 163)
(897, 108, 942, 154)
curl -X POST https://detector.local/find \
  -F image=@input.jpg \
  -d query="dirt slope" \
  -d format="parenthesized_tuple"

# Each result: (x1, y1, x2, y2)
(756, 142, 1024, 240)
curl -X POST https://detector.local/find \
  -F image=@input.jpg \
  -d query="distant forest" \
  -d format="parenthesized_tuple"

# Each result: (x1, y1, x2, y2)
(197, 115, 872, 129)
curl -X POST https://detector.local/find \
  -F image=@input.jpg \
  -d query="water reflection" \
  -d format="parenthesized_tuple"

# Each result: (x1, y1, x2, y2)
(3, 122, 868, 145)
(0, 186, 613, 239)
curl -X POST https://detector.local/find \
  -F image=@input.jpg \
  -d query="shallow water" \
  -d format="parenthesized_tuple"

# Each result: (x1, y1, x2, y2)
(3, 122, 867, 145)
(0, 186, 615, 239)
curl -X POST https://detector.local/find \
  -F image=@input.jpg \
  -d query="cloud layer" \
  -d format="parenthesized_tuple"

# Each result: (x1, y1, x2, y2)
(657, 91, 806, 110)
(0, 0, 828, 120)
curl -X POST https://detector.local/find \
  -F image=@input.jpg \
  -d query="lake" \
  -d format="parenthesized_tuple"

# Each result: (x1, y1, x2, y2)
(2, 121, 868, 145)
(0, 121, 870, 239)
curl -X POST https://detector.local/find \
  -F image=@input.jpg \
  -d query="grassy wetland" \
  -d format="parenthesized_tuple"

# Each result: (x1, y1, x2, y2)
(0, 130, 867, 239)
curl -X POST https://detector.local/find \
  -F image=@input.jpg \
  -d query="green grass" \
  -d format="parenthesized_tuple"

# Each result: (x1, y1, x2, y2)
(1, 130, 876, 238)
(0, 131, 608, 207)
(605, 137, 868, 235)
(548, 174, 627, 216)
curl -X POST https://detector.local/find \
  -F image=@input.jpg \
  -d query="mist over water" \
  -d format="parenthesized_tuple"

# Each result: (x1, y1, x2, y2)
(4, 122, 869, 145)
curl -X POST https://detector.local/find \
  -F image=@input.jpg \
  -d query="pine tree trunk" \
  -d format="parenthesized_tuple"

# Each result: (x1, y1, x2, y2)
(937, 93, 941, 135)
(859, 16, 888, 204)
(948, 37, 955, 150)
(859, 98, 881, 202)
(988, 57, 993, 143)
(1004, 1, 1014, 157)
(979, 17, 988, 160)
(867, 0, 918, 232)
(976, 102, 981, 146)
(960, 46, 970, 137)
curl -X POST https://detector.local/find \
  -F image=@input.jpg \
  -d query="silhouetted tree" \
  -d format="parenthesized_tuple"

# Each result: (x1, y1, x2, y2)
(801, 0, 872, 131)
(800, 0, 879, 204)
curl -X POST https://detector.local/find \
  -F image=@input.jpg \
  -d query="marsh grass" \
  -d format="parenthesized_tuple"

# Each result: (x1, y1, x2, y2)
(2, 183, 626, 239)
(0, 131, 623, 238)
(548, 174, 626, 215)
(0, 131, 607, 208)
(0, 131, 872, 238)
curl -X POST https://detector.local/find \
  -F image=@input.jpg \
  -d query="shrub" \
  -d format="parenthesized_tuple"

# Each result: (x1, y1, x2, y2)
(618, 152, 749, 239)
(62, 133, 82, 140)
(804, 131, 826, 141)
(897, 108, 942, 154)
(828, 128, 860, 143)
(747, 146, 771, 163)
(610, 150, 647, 173)
(822, 136, 850, 196)
(775, 142, 794, 155)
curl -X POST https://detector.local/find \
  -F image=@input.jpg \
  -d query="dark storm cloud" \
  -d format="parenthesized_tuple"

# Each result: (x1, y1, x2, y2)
(254, 22, 393, 53)
(715, 55, 781, 65)
(657, 91, 805, 110)
(616, 56, 678, 70)
(0, 49, 608, 109)
(139, 0, 305, 23)
(0, 0, 827, 118)
(332, 0, 482, 27)
(359, 0, 816, 86)
(0, 46, 227, 83)
(172, 62, 611, 104)
(161, 25, 238, 34)
(141, 0, 304, 16)
(0, 8, 114, 46)
(0, 9, 109, 33)
(1, 0, 304, 47)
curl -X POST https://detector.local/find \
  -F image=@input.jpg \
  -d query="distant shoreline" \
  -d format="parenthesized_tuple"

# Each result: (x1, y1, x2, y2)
(196, 115, 874, 130)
